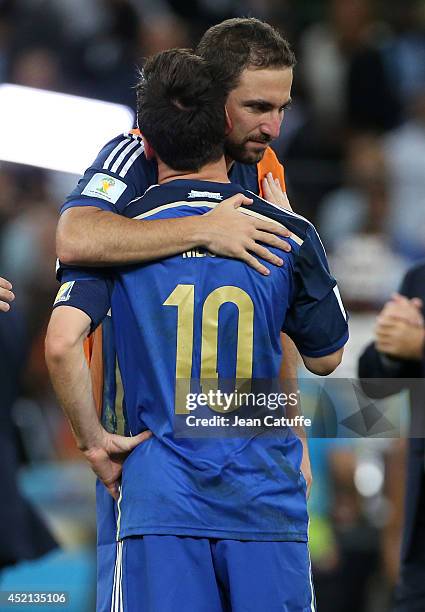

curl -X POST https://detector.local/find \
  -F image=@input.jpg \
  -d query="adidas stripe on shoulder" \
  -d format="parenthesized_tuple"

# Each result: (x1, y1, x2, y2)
(102, 132, 145, 178)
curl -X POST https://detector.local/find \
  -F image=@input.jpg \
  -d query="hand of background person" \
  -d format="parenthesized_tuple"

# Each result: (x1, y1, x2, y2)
(379, 293, 423, 327)
(375, 294, 425, 360)
(262, 172, 293, 211)
(205, 193, 292, 276)
(84, 430, 152, 500)
(0, 277, 15, 312)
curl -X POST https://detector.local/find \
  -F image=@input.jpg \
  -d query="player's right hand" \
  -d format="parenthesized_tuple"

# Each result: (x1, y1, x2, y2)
(204, 193, 292, 276)
(0, 277, 14, 312)
(84, 429, 152, 500)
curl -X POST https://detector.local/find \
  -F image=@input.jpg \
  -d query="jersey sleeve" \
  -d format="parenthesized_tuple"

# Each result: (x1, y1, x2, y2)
(257, 147, 286, 195)
(283, 225, 349, 357)
(53, 267, 113, 332)
(61, 131, 158, 215)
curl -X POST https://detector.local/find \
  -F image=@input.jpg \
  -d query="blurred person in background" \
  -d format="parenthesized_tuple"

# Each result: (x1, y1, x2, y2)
(283, 0, 401, 221)
(318, 133, 407, 310)
(0, 166, 59, 333)
(0, 283, 58, 571)
(299, 0, 400, 132)
(384, 87, 425, 261)
(382, 0, 425, 109)
(0, 165, 69, 457)
(307, 438, 381, 611)
(358, 262, 425, 611)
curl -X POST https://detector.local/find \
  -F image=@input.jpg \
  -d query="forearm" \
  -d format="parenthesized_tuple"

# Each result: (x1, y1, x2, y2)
(280, 334, 312, 494)
(358, 342, 420, 399)
(45, 321, 103, 451)
(280, 334, 307, 437)
(302, 348, 343, 376)
(57, 207, 208, 266)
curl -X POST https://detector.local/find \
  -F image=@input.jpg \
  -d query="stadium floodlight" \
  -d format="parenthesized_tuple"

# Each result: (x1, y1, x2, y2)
(0, 84, 134, 174)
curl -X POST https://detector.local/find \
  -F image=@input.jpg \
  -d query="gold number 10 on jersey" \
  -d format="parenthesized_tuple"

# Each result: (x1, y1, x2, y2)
(164, 284, 254, 414)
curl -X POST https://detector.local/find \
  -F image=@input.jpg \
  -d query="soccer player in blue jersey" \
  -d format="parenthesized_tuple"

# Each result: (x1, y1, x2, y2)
(46, 49, 348, 611)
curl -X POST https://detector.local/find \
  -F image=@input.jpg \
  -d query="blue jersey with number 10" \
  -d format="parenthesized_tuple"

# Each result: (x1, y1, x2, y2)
(57, 178, 348, 542)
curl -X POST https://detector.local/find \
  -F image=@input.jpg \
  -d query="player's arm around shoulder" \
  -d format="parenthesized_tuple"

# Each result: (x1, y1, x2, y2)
(57, 134, 294, 272)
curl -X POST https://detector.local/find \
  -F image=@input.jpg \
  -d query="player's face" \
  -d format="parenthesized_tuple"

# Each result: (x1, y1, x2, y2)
(225, 66, 293, 164)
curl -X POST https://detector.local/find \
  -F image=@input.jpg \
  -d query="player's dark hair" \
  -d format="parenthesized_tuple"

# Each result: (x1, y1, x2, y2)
(196, 18, 296, 90)
(136, 49, 228, 172)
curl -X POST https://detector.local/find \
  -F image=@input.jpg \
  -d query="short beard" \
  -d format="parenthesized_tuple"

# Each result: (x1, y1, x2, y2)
(224, 139, 267, 165)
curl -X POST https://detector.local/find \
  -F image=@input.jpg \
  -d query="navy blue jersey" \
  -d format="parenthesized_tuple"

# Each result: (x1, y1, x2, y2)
(56, 179, 348, 542)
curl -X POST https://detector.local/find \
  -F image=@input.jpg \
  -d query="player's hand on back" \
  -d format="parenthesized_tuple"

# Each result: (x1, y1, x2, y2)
(0, 277, 14, 312)
(84, 429, 152, 500)
(262, 173, 293, 211)
(204, 193, 292, 276)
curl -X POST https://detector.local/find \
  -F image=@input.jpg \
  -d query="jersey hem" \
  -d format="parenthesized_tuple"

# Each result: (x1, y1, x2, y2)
(295, 329, 349, 358)
(61, 197, 116, 214)
(117, 525, 308, 543)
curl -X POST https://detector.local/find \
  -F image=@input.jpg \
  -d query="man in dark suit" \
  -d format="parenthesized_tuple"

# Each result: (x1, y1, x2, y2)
(0, 303, 57, 569)
(358, 261, 425, 611)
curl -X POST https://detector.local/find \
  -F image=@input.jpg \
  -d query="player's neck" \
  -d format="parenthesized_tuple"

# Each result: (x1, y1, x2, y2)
(225, 155, 235, 172)
(158, 157, 230, 185)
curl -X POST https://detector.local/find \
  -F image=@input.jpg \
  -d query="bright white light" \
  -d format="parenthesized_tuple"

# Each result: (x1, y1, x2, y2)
(0, 84, 134, 174)
(354, 462, 384, 497)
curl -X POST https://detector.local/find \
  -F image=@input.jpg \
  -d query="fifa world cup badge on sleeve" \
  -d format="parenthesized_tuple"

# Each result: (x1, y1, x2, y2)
(81, 173, 127, 204)
(54, 281, 75, 305)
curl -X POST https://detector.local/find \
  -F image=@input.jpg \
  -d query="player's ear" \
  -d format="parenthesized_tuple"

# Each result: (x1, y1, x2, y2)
(142, 135, 155, 160)
(225, 105, 233, 135)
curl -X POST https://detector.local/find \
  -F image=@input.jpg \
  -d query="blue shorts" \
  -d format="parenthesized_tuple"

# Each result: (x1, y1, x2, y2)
(99, 535, 316, 612)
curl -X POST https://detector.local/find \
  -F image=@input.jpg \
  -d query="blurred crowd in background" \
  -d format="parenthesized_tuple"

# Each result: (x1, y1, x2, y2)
(0, 0, 425, 610)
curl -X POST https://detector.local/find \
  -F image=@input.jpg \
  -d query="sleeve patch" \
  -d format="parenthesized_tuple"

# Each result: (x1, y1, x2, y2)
(81, 173, 127, 204)
(54, 281, 75, 304)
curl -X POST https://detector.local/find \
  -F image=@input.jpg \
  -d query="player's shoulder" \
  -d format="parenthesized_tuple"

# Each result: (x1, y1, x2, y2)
(94, 129, 148, 178)
(245, 190, 317, 245)
(401, 259, 425, 295)
(62, 129, 157, 215)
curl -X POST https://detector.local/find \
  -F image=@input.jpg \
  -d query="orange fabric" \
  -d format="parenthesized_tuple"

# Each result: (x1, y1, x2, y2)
(257, 147, 286, 197)
(83, 327, 104, 417)
(130, 128, 142, 136)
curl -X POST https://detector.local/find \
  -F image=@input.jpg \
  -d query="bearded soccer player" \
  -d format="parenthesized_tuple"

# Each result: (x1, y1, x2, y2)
(46, 49, 348, 611)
